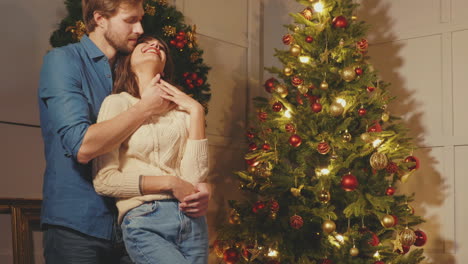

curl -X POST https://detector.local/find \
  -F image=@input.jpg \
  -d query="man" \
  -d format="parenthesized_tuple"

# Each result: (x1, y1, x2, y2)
(38, 0, 210, 263)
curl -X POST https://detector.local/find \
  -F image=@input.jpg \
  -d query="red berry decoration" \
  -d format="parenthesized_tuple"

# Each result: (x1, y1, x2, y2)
(175, 41, 185, 49)
(355, 67, 363, 75)
(386, 162, 399, 173)
(262, 143, 271, 151)
(317, 141, 330, 155)
(195, 78, 204, 86)
(305, 36, 314, 43)
(257, 111, 267, 122)
(358, 108, 367, 116)
(291, 75, 303, 86)
(282, 34, 293, 45)
(223, 248, 240, 264)
(246, 132, 255, 139)
(385, 186, 396, 196)
(272, 102, 283, 112)
(289, 134, 302, 147)
(248, 142, 258, 151)
(332, 15, 348, 28)
(404, 156, 420, 170)
(296, 94, 304, 105)
(285, 123, 295, 133)
(368, 122, 382, 132)
(290, 214, 304, 229)
(245, 157, 259, 167)
(414, 230, 427, 247)
(392, 215, 399, 226)
(252, 201, 266, 213)
(341, 173, 358, 191)
(367, 86, 375, 92)
(269, 200, 280, 212)
(312, 102, 323, 113)
(264, 77, 277, 93)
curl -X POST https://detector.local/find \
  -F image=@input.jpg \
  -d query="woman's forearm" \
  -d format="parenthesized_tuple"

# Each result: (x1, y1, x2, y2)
(188, 106, 205, 140)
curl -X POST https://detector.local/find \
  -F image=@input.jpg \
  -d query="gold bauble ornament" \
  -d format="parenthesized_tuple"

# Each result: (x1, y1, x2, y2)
(341, 66, 357, 82)
(381, 111, 390, 122)
(342, 131, 352, 142)
(349, 247, 359, 257)
(247, 166, 256, 174)
(399, 228, 417, 247)
(370, 152, 389, 170)
(320, 80, 329, 90)
(381, 214, 395, 228)
(330, 102, 344, 117)
(290, 44, 302, 56)
(322, 219, 336, 233)
(275, 84, 289, 98)
(228, 209, 241, 224)
(283, 66, 293, 76)
(318, 190, 331, 203)
(360, 132, 372, 143)
(298, 85, 308, 94)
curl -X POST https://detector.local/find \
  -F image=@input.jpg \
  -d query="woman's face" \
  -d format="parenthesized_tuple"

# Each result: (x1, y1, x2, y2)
(130, 37, 167, 73)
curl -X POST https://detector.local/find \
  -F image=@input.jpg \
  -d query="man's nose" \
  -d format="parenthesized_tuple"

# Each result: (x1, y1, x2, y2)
(134, 22, 144, 35)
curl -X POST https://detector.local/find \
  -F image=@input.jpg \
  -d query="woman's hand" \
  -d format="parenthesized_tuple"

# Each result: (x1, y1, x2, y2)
(158, 79, 204, 115)
(171, 177, 197, 203)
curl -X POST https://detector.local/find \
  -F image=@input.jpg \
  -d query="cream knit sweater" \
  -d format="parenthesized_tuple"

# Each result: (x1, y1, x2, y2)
(92, 92, 209, 223)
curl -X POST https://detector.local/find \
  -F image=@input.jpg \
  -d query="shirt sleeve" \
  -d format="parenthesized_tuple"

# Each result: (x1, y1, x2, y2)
(38, 49, 91, 160)
(92, 95, 142, 198)
(179, 113, 209, 184)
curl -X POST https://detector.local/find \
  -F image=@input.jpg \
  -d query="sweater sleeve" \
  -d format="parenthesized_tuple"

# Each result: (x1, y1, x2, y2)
(92, 95, 142, 198)
(179, 113, 209, 184)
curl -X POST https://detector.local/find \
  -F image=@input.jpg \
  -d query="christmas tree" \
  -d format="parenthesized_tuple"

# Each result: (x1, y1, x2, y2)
(50, 0, 211, 109)
(214, 0, 427, 263)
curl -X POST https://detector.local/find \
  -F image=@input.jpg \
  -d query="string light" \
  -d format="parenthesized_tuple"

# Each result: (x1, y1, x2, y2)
(372, 138, 383, 148)
(336, 98, 347, 107)
(315, 167, 330, 177)
(373, 251, 381, 259)
(267, 248, 278, 257)
(313, 2, 324, 13)
(299, 56, 311, 63)
(284, 110, 292, 118)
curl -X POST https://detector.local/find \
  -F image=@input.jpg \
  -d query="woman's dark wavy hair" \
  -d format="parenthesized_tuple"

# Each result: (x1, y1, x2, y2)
(113, 35, 174, 98)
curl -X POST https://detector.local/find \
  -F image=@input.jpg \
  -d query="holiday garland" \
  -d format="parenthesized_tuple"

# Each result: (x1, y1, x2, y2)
(50, 0, 211, 111)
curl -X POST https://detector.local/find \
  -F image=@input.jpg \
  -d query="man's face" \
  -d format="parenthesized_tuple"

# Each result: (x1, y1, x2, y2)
(104, 3, 144, 54)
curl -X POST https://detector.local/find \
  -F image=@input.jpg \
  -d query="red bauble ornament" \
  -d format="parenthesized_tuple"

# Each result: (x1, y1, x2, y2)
(404, 156, 420, 170)
(291, 76, 303, 86)
(312, 102, 323, 113)
(341, 173, 358, 191)
(248, 142, 258, 151)
(176, 41, 185, 49)
(272, 102, 283, 112)
(392, 215, 399, 226)
(185, 79, 192, 85)
(305, 36, 314, 43)
(270, 200, 280, 212)
(332, 15, 348, 28)
(414, 230, 427, 247)
(355, 67, 363, 76)
(367, 86, 375, 92)
(189, 72, 198, 80)
(245, 158, 259, 167)
(262, 143, 271, 151)
(385, 186, 396, 196)
(396, 245, 410, 255)
(308, 95, 320, 103)
(289, 134, 302, 147)
(223, 248, 240, 264)
(357, 39, 369, 53)
(374, 261, 385, 264)
(285, 123, 295, 133)
(290, 215, 304, 229)
(246, 132, 255, 139)
(386, 162, 399, 173)
(195, 78, 204, 86)
(282, 34, 293, 45)
(252, 201, 266, 213)
(182, 72, 190, 78)
(369, 232, 380, 246)
(296, 94, 304, 105)
(257, 111, 267, 122)
(317, 141, 330, 155)
(368, 122, 383, 132)
(358, 108, 367, 116)
(264, 78, 277, 93)
(188, 83, 195, 89)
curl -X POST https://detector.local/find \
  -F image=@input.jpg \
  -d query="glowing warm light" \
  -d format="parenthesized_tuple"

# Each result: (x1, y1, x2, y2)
(335, 234, 345, 243)
(336, 98, 347, 107)
(372, 138, 383, 148)
(299, 56, 311, 63)
(315, 167, 330, 177)
(313, 2, 324, 13)
(284, 110, 292, 118)
(267, 249, 278, 257)
(320, 168, 330, 175)
(373, 251, 381, 259)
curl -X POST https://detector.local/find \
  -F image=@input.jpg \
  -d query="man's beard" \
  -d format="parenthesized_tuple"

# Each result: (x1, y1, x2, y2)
(104, 29, 133, 55)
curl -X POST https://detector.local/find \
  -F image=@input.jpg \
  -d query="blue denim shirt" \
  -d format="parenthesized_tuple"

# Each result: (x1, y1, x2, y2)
(38, 35, 115, 240)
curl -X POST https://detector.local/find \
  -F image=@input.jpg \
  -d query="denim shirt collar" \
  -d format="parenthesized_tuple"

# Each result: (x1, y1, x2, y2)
(81, 35, 107, 60)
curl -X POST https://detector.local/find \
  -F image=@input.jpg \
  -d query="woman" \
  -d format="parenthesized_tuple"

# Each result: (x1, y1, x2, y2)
(92, 35, 209, 264)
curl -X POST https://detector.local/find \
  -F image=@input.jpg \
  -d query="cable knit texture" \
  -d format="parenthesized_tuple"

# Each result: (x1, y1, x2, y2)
(92, 92, 209, 223)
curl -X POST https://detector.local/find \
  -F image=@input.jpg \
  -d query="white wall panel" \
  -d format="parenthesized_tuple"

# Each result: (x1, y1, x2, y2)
(182, 0, 248, 47)
(0, 0, 66, 125)
(452, 0, 468, 25)
(368, 35, 443, 146)
(452, 30, 468, 138)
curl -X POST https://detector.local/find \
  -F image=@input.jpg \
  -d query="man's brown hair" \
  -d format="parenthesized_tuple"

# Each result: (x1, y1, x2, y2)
(82, 0, 143, 33)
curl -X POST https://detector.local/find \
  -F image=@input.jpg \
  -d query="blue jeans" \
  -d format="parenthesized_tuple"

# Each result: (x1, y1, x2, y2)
(121, 200, 208, 264)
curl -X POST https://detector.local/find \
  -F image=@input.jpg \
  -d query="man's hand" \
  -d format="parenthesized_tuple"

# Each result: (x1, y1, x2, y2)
(179, 182, 211, 218)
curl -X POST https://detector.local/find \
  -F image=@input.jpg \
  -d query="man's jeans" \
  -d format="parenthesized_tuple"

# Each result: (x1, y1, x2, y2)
(121, 200, 208, 264)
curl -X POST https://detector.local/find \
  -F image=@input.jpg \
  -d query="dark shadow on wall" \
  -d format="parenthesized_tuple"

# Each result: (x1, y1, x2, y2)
(359, 0, 455, 263)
